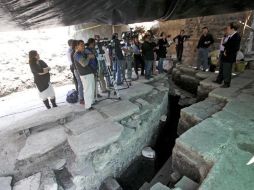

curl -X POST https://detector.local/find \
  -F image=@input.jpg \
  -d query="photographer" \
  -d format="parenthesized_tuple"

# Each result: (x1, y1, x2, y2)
(110, 33, 125, 85)
(132, 37, 144, 79)
(157, 32, 169, 74)
(122, 38, 134, 80)
(142, 34, 157, 80)
(74, 40, 95, 110)
(94, 35, 108, 93)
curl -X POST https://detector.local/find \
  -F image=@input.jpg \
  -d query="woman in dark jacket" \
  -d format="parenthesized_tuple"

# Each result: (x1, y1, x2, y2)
(28, 50, 57, 109)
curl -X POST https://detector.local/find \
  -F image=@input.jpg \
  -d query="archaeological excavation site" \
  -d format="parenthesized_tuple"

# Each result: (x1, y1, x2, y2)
(0, 0, 254, 190)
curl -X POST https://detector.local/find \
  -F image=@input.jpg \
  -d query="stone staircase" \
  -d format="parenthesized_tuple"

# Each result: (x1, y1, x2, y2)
(0, 75, 169, 190)
(172, 70, 254, 190)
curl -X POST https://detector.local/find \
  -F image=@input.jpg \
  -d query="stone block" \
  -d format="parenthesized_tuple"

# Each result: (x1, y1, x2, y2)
(230, 77, 253, 88)
(199, 147, 254, 190)
(173, 118, 231, 182)
(64, 110, 105, 135)
(195, 72, 211, 80)
(100, 177, 122, 190)
(120, 83, 153, 100)
(44, 183, 58, 190)
(1, 105, 86, 136)
(209, 87, 239, 101)
(150, 182, 171, 190)
(18, 128, 66, 160)
(175, 176, 199, 190)
(13, 172, 41, 190)
(68, 120, 124, 158)
(223, 99, 254, 121)
(179, 66, 198, 76)
(178, 98, 225, 134)
(0, 177, 12, 190)
(99, 100, 139, 121)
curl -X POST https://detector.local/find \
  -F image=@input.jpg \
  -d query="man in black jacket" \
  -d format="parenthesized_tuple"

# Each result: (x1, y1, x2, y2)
(196, 27, 214, 71)
(214, 22, 241, 88)
(173, 30, 190, 62)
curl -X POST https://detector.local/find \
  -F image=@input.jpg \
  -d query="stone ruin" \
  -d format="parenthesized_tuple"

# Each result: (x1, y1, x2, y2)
(0, 75, 169, 190)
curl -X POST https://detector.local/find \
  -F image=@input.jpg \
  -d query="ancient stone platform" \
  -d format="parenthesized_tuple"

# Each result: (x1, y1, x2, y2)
(172, 69, 254, 190)
(0, 74, 169, 190)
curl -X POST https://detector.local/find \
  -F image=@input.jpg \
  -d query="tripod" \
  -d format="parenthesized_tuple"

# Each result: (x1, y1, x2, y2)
(112, 57, 131, 91)
(94, 55, 121, 103)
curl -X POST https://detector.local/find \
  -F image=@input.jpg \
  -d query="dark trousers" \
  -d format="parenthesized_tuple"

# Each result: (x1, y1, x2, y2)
(176, 45, 183, 61)
(134, 54, 145, 76)
(217, 61, 233, 85)
(70, 65, 78, 91)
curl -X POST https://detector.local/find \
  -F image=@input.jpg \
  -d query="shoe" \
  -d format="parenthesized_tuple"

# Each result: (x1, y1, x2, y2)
(97, 94, 103, 98)
(101, 90, 109, 93)
(221, 84, 230, 88)
(50, 98, 57, 107)
(43, 99, 51, 109)
(80, 99, 85, 105)
(212, 80, 222, 84)
(87, 107, 95, 111)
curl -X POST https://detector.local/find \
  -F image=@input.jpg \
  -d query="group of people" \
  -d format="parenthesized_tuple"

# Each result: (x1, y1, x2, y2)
(27, 29, 192, 110)
(65, 32, 176, 109)
(195, 22, 241, 88)
(28, 22, 240, 110)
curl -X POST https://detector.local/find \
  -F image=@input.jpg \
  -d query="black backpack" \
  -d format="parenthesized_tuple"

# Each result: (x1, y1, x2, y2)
(66, 89, 78, 103)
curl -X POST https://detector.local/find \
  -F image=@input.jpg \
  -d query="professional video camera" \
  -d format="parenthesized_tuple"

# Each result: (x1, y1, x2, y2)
(121, 28, 139, 41)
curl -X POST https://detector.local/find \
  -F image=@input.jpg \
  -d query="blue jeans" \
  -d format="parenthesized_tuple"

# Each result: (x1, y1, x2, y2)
(74, 69, 84, 100)
(197, 48, 209, 70)
(145, 60, 153, 79)
(158, 58, 165, 74)
(113, 57, 125, 84)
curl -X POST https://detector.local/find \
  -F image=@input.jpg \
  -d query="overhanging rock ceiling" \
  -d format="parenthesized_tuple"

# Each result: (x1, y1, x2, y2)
(0, 0, 254, 31)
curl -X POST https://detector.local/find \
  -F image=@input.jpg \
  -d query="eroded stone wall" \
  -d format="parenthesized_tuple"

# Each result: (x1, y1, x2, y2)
(159, 11, 254, 65)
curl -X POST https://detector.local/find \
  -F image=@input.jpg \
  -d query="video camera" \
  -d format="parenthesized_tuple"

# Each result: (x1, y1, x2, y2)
(121, 28, 138, 42)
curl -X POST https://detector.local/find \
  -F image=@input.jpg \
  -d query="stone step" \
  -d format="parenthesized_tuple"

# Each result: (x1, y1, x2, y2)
(0, 105, 86, 137)
(150, 183, 171, 190)
(179, 67, 198, 76)
(173, 107, 254, 184)
(64, 110, 105, 135)
(178, 98, 225, 135)
(67, 120, 124, 160)
(174, 176, 199, 190)
(209, 77, 253, 102)
(13, 172, 41, 190)
(120, 82, 154, 100)
(98, 100, 139, 121)
(18, 127, 66, 161)
(0, 177, 12, 190)
(195, 72, 211, 80)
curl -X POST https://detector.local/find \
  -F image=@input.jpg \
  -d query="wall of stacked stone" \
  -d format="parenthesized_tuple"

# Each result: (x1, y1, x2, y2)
(158, 11, 253, 65)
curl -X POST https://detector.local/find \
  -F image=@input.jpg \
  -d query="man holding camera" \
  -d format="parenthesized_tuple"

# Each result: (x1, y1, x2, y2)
(94, 35, 109, 93)
(110, 33, 125, 85)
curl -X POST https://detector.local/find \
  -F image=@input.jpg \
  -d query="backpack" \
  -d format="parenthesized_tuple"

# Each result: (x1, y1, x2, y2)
(66, 89, 78, 103)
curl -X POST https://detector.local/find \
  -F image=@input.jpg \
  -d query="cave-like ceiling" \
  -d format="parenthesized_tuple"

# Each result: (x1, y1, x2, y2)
(0, 0, 254, 32)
